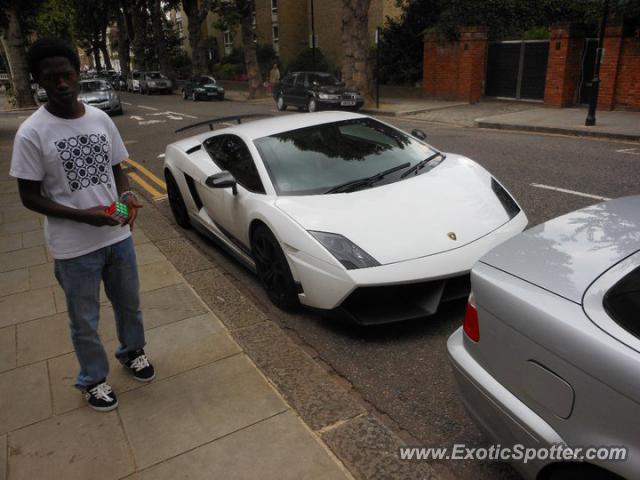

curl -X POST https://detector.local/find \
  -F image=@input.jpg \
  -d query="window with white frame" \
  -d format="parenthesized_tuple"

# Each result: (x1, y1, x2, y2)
(223, 29, 233, 56)
(272, 24, 279, 55)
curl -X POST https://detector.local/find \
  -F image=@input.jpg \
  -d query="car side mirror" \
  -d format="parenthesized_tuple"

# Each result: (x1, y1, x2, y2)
(411, 129, 427, 141)
(205, 171, 237, 195)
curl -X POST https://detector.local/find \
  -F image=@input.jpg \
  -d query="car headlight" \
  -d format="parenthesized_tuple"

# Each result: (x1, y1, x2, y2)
(194, 87, 205, 92)
(318, 93, 340, 100)
(309, 231, 380, 269)
(218, 87, 224, 92)
(148, 81, 156, 87)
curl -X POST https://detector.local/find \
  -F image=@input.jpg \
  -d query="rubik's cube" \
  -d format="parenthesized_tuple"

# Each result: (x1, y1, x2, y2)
(106, 201, 129, 221)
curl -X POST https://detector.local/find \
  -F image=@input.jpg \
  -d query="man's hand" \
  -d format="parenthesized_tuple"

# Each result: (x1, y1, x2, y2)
(121, 195, 143, 231)
(82, 206, 121, 227)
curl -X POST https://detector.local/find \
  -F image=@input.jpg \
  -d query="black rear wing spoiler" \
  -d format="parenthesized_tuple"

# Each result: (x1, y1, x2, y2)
(174, 114, 274, 134)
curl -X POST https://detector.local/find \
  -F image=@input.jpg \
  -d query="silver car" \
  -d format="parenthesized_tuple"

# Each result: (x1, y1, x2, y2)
(78, 80, 123, 115)
(140, 71, 173, 94)
(448, 196, 639, 480)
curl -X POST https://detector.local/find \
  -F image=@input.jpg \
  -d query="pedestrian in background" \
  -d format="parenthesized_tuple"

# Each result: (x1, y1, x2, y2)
(10, 37, 155, 412)
(268, 63, 280, 94)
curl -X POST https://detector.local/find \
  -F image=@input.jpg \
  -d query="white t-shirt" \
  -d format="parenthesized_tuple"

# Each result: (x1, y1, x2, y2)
(10, 105, 131, 259)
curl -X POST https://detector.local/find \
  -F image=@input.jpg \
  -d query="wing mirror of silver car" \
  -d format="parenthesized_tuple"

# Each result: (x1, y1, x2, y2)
(411, 129, 427, 141)
(206, 171, 237, 195)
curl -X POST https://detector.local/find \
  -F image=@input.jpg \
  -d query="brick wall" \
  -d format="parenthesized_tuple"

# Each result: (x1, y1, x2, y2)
(612, 34, 640, 110)
(544, 24, 584, 107)
(422, 27, 487, 103)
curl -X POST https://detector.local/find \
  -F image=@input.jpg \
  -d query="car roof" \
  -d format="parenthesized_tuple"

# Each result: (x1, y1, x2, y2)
(480, 195, 640, 303)
(173, 111, 367, 147)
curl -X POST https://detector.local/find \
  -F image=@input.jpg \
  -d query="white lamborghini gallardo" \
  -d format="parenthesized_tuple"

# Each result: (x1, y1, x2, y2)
(164, 111, 527, 324)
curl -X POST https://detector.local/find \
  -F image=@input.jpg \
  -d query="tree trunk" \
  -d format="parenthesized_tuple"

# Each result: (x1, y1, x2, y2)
(240, 14, 263, 99)
(341, 0, 373, 103)
(116, 8, 131, 76)
(130, 0, 148, 70)
(99, 35, 112, 70)
(151, 0, 170, 73)
(0, 5, 36, 108)
(183, 0, 209, 74)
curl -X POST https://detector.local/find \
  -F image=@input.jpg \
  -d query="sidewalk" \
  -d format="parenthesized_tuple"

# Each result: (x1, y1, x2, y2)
(0, 161, 352, 478)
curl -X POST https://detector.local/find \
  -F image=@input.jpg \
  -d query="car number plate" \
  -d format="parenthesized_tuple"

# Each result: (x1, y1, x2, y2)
(341, 100, 356, 106)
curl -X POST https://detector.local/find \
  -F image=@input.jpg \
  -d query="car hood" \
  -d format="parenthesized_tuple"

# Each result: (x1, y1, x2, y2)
(317, 85, 358, 95)
(79, 92, 110, 102)
(275, 154, 513, 265)
(480, 195, 640, 303)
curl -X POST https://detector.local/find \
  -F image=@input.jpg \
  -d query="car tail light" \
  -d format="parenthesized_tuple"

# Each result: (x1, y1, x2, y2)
(463, 293, 480, 342)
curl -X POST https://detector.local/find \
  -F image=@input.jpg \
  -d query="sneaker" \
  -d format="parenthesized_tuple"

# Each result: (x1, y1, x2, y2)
(124, 349, 155, 382)
(84, 381, 118, 412)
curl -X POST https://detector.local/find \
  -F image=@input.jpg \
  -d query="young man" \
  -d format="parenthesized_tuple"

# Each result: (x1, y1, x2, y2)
(10, 37, 154, 412)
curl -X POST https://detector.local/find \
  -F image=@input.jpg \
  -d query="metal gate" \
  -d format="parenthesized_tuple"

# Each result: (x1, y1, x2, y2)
(485, 40, 549, 100)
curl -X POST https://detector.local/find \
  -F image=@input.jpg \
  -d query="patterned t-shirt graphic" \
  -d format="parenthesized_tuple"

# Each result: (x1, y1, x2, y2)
(55, 132, 111, 192)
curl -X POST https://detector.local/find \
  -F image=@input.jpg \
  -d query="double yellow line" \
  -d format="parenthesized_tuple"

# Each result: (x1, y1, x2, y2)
(124, 158, 167, 200)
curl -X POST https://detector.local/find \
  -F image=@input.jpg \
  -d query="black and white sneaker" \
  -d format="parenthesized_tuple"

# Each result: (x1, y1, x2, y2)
(124, 349, 155, 382)
(84, 381, 118, 412)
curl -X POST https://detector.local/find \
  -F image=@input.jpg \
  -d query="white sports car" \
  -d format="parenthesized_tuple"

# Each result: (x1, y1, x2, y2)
(164, 111, 528, 324)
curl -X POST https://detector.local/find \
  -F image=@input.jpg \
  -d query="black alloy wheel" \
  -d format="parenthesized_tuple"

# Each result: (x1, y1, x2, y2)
(165, 171, 191, 229)
(251, 225, 299, 310)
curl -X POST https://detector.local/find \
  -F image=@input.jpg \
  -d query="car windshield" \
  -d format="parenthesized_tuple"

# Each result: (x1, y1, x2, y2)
(199, 76, 217, 85)
(253, 118, 437, 195)
(308, 73, 340, 86)
(80, 81, 111, 92)
(147, 72, 167, 79)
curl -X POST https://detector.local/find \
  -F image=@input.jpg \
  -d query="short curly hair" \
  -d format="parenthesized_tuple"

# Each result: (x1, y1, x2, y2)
(27, 37, 80, 81)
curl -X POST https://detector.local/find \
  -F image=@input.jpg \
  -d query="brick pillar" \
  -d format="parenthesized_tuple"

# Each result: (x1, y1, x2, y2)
(544, 23, 584, 107)
(598, 24, 624, 111)
(457, 26, 488, 103)
(422, 30, 440, 97)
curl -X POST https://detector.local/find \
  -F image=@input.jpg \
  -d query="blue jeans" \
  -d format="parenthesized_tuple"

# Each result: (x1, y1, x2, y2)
(54, 236, 146, 390)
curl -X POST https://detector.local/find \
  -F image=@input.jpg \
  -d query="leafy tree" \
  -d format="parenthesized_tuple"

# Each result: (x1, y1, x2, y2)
(286, 47, 330, 74)
(182, 0, 210, 74)
(0, 0, 42, 107)
(211, 0, 263, 98)
(342, 0, 373, 102)
(74, 0, 113, 70)
(33, 0, 75, 43)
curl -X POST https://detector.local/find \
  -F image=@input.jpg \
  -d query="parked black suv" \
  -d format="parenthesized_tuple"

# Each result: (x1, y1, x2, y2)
(273, 72, 363, 112)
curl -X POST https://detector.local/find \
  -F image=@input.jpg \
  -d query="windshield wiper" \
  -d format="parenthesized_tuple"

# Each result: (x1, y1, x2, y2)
(400, 152, 445, 179)
(325, 162, 410, 194)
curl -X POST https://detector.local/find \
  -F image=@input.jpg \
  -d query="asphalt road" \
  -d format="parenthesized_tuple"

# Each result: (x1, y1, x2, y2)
(29, 92, 640, 479)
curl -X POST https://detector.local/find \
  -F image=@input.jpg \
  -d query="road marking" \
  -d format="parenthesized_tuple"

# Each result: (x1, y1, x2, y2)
(167, 115, 183, 120)
(616, 148, 640, 155)
(138, 105, 159, 111)
(124, 140, 138, 145)
(121, 101, 132, 105)
(154, 194, 168, 201)
(130, 115, 143, 121)
(139, 119, 165, 125)
(530, 183, 611, 201)
(125, 158, 167, 189)
(167, 110, 197, 119)
(128, 171, 164, 199)
(157, 153, 165, 158)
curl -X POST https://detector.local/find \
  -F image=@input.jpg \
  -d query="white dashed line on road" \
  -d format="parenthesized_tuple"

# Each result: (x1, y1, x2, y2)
(130, 115, 144, 121)
(530, 183, 611, 201)
(167, 111, 197, 119)
(616, 148, 640, 155)
(139, 119, 166, 126)
(138, 105, 159, 111)
(121, 101, 132, 105)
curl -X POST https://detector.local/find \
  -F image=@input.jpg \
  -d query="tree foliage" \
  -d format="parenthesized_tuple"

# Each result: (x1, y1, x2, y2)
(33, 0, 75, 43)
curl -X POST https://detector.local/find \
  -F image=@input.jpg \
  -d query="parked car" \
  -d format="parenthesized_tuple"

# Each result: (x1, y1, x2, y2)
(164, 111, 527, 322)
(35, 86, 48, 103)
(448, 196, 640, 480)
(78, 79, 123, 115)
(110, 75, 127, 91)
(127, 71, 143, 93)
(182, 75, 225, 101)
(273, 72, 364, 113)
(140, 71, 173, 94)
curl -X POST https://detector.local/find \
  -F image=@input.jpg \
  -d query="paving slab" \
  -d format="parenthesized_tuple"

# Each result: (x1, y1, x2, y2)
(0, 207, 39, 224)
(20, 230, 45, 249)
(0, 362, 51, 434)
(0, 246, 47, 272)
(0, 269, 29, 297)
(130, 411, 350, 480)
(117, 354, 288, 469)
(185, 268, 269, 330)
(137, 260, 183, 292)
(0, 434, 6, 480)
(134, 204, 181, 242)
(0, 326, 15, 373)
(27, 262, 56, 289)
(0, 218, 41, 236)
(138, 283, 208, 329)
(0, 194, 21, 207)
(131, 228, 150, 244)
(233, 322, 365, 431)
(0, 181, 17, 194)
(7, 408, 134, 480)
(322, 414, 439, 480)
(0, 234, 21, 253)
(133, 242, 167, 266)
(155, 237, 214, 274)
(16, 312, 74, 366)
(0, 287, 56, 328)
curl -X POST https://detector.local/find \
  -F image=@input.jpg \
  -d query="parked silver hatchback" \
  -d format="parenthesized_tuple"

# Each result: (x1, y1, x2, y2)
(448, 196, 639, 480)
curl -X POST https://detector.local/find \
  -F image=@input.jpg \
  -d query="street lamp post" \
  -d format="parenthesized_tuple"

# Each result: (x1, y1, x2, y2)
(585, 0, 610, 126)
(310, 0, 316, 70)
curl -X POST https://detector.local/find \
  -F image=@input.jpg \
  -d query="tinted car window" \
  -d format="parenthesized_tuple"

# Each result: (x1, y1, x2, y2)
(204, 135, 265, 194)
(604, 266, 640, 338)
(294, 74, 305, 87)
(281, 74, 292, 85)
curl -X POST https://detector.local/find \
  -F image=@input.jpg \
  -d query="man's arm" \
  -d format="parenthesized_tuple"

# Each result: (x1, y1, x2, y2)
(17, 179, 119, 227)
(112, 163, 142, 230)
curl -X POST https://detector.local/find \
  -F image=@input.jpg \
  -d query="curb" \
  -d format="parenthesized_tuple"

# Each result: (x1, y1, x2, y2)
(475, 120, 640, 142)
(361, 102, 468, 117)
(0, 106, 39, 113)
